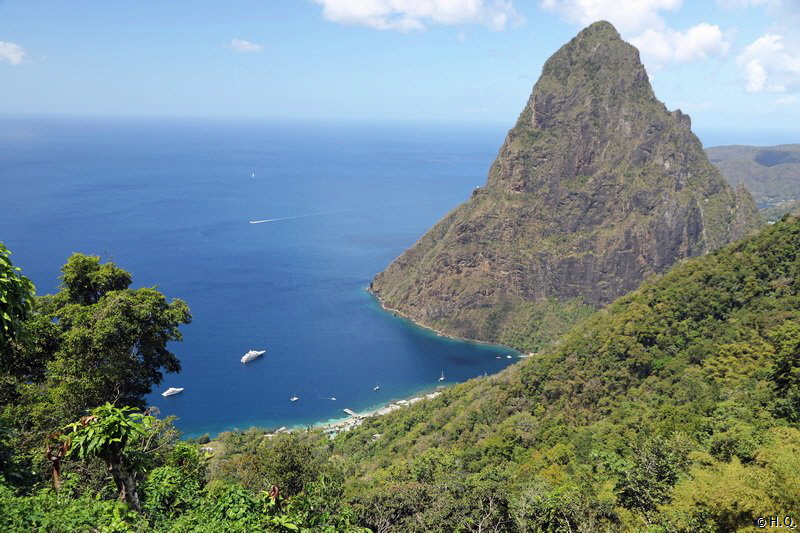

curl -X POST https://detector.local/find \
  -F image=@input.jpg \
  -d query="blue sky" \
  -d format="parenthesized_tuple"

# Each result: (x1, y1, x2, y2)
(1, 0, 798, 144)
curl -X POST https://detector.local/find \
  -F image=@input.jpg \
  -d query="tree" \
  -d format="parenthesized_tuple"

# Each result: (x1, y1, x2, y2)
(1, 253, 190, 485)
(58, 253, 131, 306)
(768, 321, 800, 422)
(0, 242, 35, 348)
(25, 254, 193, 422)
(64, 403, 155, 511)
(616, 436, 692, 519)
(48, 286, 191, 411)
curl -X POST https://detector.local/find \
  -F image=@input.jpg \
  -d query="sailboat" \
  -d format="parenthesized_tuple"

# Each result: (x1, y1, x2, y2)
(161, 387, 184, 397)
(241, 349, 265, 363)
(438, 371, 445, 382)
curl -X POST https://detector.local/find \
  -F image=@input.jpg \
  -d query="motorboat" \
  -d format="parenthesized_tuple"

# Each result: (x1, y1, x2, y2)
(161, 387, 184, 397)
(241, 349, 266, 363)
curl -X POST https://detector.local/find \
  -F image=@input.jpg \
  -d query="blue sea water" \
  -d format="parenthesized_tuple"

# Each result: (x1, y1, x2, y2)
(1, 116, 519, 437)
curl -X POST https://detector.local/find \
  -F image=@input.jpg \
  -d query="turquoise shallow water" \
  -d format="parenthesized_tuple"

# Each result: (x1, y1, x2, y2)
(1, 117, 519, 437)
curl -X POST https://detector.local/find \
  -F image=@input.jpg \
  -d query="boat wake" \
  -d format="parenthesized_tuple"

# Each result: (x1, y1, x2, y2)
(248, 194, 462, 225)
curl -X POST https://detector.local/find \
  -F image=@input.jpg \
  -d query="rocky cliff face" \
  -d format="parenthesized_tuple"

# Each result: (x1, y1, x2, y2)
(371, 21, 763, 349)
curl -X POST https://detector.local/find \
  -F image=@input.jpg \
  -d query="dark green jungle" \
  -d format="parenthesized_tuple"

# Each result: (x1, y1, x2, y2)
(2, 21, 799, 533)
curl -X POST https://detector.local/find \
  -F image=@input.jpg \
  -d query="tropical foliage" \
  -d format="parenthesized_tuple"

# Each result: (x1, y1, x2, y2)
(0, 251, 367, 531)
(4, 215, 800, 531)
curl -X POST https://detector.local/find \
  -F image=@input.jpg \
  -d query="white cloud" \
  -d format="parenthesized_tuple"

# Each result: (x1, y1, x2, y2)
(0, 41, 25, 65)
(717, 0, 800, 92)
(227, 38, 264, 53)
(539, 1, 731, 69)
(630, 23, 730, 68)
(716, 0, 770, 8)
(775, 94, 797, 105)
(539, 0, 680, 34)
(736, 33, 800, 92)
(716, 0, 793, 11)
(312, 0, 522, 32)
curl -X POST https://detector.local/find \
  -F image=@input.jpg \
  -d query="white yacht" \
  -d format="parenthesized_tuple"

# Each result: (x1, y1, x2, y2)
(290, 395, 299, 402)
(241, 349, 266, 363)
(161, 387, 184, 397)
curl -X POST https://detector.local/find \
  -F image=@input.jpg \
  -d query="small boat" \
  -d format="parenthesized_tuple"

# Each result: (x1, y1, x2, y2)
(241, 349, 266, 363)
(290, 395, 299, 402)
(251, 172, 255, 177)
(161, 387, 184, 397)
(438, 371, 445, 382)
(373, 386, 380, 391)
(329, 397, 337, 401)
(506, 355, 513, 359)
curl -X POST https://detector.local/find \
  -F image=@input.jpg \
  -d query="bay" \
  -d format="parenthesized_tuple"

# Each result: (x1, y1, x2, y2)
(0, 116, 519, 437)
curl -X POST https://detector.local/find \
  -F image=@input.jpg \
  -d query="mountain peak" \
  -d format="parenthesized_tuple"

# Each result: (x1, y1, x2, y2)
(579, 20, 621, 38)
(516, 20, 652, 136)
(370, 22, 763, 350)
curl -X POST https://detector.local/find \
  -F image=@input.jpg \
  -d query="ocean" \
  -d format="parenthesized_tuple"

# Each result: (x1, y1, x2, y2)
(1, 116, 519, 437)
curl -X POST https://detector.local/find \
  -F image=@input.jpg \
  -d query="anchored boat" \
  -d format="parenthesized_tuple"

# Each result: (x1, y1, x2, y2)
(241, 349, 266, 363)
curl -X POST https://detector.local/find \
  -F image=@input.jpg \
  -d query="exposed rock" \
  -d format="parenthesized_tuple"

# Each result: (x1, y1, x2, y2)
(371, 21, 763, 350)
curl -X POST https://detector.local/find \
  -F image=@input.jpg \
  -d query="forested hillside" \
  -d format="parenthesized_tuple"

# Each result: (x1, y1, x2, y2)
(2, 218, 800, 532)
(335, 214, 800, 531)
(708, 144, 800, 221)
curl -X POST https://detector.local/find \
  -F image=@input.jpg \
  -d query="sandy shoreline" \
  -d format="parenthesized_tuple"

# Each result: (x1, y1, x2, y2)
(263, 388, 446, 439)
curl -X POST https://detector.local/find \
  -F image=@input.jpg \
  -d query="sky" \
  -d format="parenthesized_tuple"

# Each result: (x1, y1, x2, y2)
(1, 0, 799, 145)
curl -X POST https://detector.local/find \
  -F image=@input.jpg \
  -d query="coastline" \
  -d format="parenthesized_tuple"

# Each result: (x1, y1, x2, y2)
(262, 288, 523, 439)
(304, 388, 445, 438)
(196, 385, 455, 445)
(366, 286, 520, 351)
(199, 287, 522, 443)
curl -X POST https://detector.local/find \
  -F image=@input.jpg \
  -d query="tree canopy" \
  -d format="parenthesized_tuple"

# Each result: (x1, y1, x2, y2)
(0, 242, 35, 348)
(1, 252, 191, 478)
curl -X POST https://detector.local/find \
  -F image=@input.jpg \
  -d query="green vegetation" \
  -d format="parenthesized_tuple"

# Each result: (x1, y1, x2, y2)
(763, 199, 800, 223)
(0, 243, 35, 348)
(334, 214, 800, 531)
(708, 144, 800, 219)
(1, 22, 794, 531)
(3, 214, 800, 531)
(0, 251, 367, 531)
(496, 297, 596, 353)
